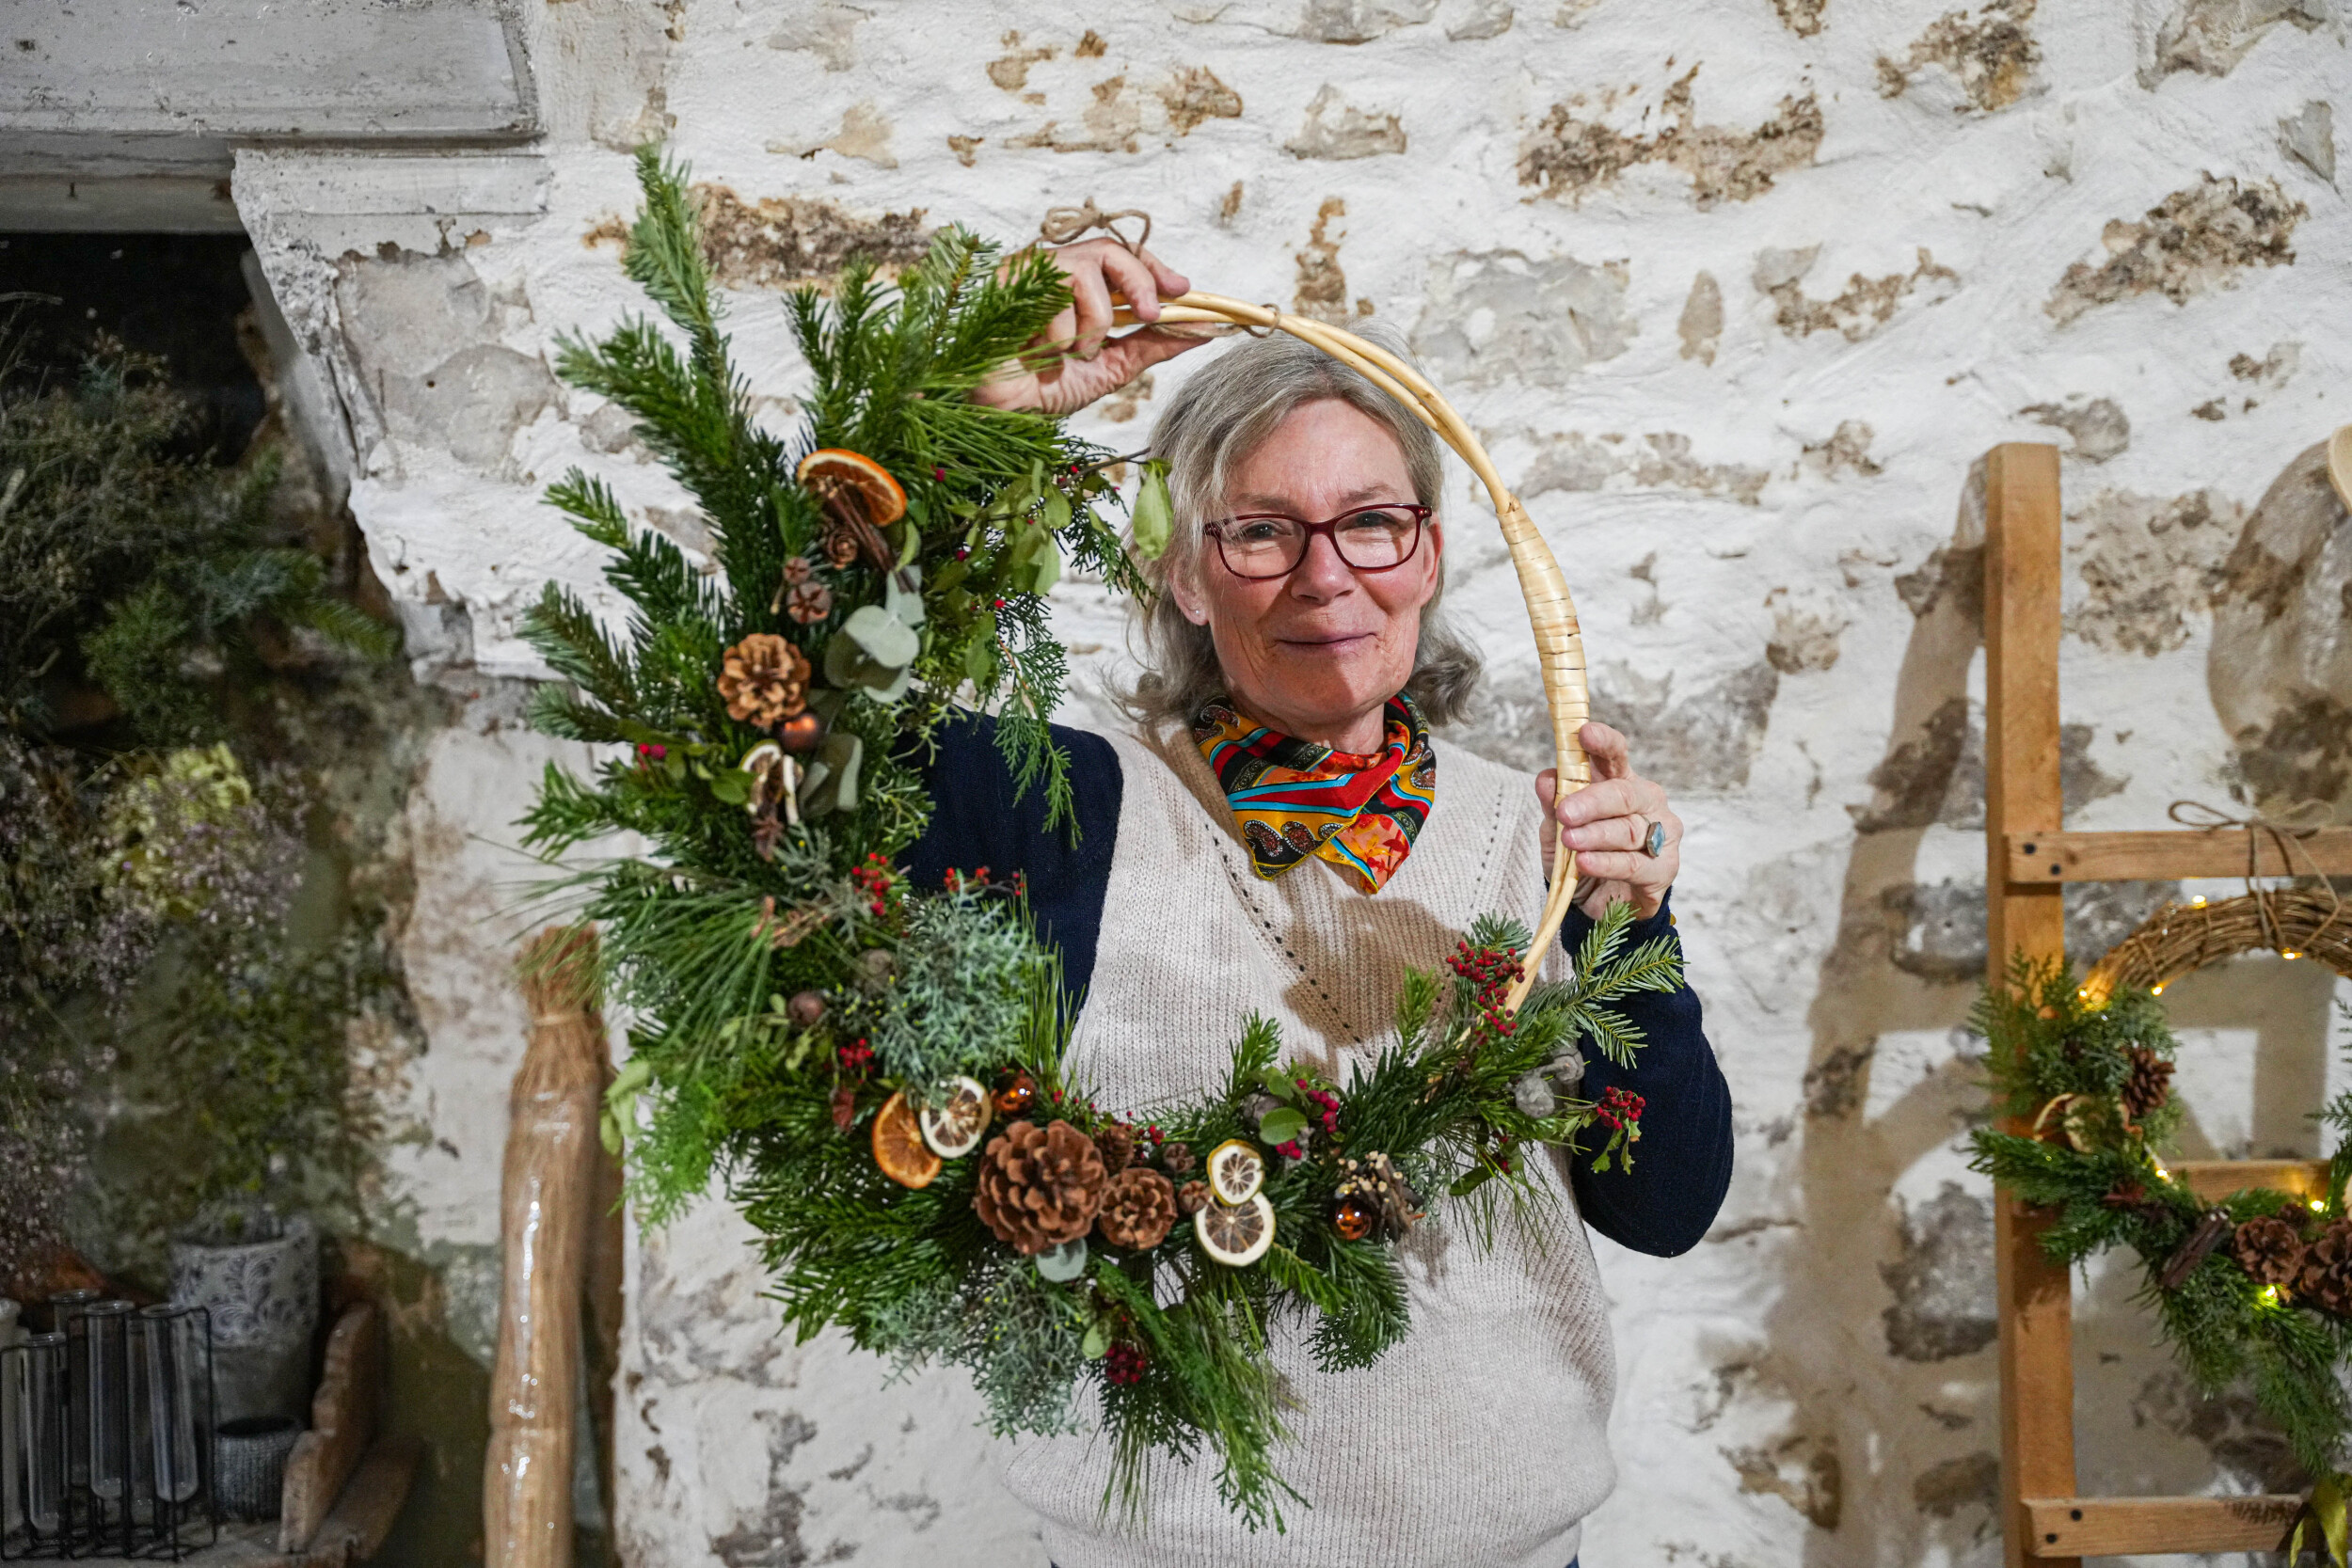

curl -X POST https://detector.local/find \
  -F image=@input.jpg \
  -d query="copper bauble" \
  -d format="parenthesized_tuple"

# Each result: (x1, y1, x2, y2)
(776, 709, 828, 753)
(1331, 1196, 1375, 1243)
(996, 1072, 1039, 1117)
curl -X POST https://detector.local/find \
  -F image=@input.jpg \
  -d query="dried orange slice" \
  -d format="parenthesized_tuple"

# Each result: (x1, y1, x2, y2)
(796, 448, 907, 527)
(1194, 1193, 1275, 1266)
(1206, 1139, 1264, 1206)
(872, 1089, 941, 1188)
(918, 1076, 992, 1158)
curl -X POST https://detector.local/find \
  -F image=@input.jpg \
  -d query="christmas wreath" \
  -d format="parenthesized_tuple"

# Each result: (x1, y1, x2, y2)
(519, 150, 1681, 1527)
(1968, 955, 2352, 1481)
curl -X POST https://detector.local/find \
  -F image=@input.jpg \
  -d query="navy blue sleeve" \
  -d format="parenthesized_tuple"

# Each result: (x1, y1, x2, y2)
(898, 711, 1121, 1001)
(1559, 892, 1734, 1258)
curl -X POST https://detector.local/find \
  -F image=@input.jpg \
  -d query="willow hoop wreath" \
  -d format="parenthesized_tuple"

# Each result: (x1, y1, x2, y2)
(520, 150, 1683, 1528)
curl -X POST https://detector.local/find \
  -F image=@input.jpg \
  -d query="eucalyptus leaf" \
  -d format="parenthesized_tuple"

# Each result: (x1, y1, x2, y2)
(1081, 1318, 1110, 1359)
(844, 604, 919, 669)
(1036, 1237, 1088, 1283)
(797, 731, 864, 816)
(1131, 464, 1174, 560)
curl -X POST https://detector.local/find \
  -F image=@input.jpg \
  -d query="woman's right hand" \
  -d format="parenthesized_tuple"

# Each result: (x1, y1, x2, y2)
(971, 238, 1210, 418)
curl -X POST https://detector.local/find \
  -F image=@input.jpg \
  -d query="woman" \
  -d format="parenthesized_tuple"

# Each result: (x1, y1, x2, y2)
(904, 241, 1734, 1568)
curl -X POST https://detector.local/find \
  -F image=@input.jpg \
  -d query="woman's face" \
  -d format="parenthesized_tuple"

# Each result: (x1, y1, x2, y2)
(1170, 398, 1443, 750)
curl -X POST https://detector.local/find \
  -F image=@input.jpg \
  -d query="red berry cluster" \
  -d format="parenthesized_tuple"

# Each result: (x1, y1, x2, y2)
(941, 864, 994, 894)
(1104, 1342, 1148, 1386)
(850, 851, 899, 918)
(633, 742, 668, 767)
(1593, 1085, 1645, 1132)
(836, 1038, 874, 1077)
(1447, 939, 1526, 1037)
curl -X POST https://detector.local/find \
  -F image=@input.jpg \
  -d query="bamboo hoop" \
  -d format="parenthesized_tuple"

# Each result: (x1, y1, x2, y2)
(485, 927, 608, 1568)
(2083, 887, 2352, 1002)
(1116, 293, 1590, 1010)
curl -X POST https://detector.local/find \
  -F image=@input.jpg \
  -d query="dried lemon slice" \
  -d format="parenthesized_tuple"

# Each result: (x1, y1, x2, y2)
(1206, 1138, 1265, 1206)
(872, 1089, 942, 1189)
(918, 1075, 992, 1158)
(1194, 1193, 1275, 1267)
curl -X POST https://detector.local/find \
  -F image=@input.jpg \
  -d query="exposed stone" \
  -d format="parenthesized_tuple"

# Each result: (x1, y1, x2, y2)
(1677, 271, 1723, 365)
(1764, 587, 1849, 673)
(2279, 100, 2337, 185)
(2192, 398, 2229, 420)
(1294, 198, 1352, 324)
(1592, 659, 1781, 794)
(765, 4, 866, 71)
(2020, 396, 2130, 463)
(987, 31, 1056, 91)
(1882, 1183, 1996, 1362)
(1883, 877, 2178, 980)
(1409, 249, 1634, 389)
(1518, 431, 1768, 506)
(2210, 443, 2352, 816)
(1158, 66, 1244, 134)
(1292, 0, 1440, 42)
(1518, 66, 1823, 208)
(706, 1410, 818, 1568)
(1877, 0, 2040, 113)
(1912, 1450, 1999, 1520)
(2142, 0, 2326, 85)
(1854, 695, 2124, 833)
(331, 248, 559, 474)
(1756, 245, 1960, 342)
(1724, 1434, 1842, 1528)
(2045, 175, 2305, 326)
(692, 185, 930, 291)
(946, 134, 981, 167)
(1770, 0, 1826, 35)
(2132, 1371, 2306, 1493)
(1894, 542, 1983, 624)
(1444, 0, 1516, 40)
(1076, 28, 1108, 55)
(1217, 181, 1246, 226)
(1286, 84, 1407, 159)
(2230, 341, 2302, 388)
(2065, 486, 2245, 657)
(1800, 420, 1882, 479)
(1096, 370, 1154, 424)
(774, 100, 896, 167)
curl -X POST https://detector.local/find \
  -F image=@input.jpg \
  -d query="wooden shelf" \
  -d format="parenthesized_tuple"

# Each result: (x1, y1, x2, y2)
(2024, 1495, 2300, 1556)
(2175, 1159, 2328, 1203)
(2001, 828, 2352, 885)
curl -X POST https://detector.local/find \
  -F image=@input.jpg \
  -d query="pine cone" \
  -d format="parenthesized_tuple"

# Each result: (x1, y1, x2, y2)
(784, 581, 834, 625)
(1176, 1180, 1210, 1216)
(718, 634, 811, 726)
(1160, 1141, 1195, 1177)
(2121, 1044, 2174, 1130)
(973, 1120, 1108, 1255)
(2233, 1215, 2307, 1287)
(2298, 1219, 2352, 1314)
(1093, 1123, 1135, 1176)
(820, 511, 866, 569)
(1095, 1167, 1178, 1250)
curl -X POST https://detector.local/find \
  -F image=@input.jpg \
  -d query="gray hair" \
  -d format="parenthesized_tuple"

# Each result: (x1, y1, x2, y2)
(1121, 320, 1483, 727)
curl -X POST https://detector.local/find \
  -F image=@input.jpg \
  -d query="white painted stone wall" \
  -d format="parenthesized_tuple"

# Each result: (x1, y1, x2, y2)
(222, 1, 2351, 1563)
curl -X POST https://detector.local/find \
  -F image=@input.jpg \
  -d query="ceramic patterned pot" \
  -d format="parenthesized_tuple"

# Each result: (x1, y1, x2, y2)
(167, 1209, 318, 1426)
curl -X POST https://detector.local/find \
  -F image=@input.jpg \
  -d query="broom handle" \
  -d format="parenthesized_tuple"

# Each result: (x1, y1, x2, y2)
(1114, 294, 1588, 1010)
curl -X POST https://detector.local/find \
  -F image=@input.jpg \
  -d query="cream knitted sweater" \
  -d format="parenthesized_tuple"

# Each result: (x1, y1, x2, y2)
(998, 722, 1614, 1568)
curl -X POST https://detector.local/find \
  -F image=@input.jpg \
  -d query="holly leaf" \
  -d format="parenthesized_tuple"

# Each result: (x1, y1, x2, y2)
(1258, 1107, 1309, 1147)
(1081, 1318, 1110, 1360)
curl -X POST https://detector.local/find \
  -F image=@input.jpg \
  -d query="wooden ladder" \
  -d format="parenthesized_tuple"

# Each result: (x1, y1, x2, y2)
(1983, 443, 2352, 1562)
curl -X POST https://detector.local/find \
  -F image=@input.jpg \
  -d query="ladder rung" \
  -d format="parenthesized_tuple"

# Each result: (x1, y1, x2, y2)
(2024, 1495, 2299, 1556)
(2174, 1159, 2328, 1203)
(2003, 828, 2352, 884)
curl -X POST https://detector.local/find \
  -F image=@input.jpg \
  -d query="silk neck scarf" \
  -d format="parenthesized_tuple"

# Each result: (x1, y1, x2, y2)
(1191, 693, 1437, 895)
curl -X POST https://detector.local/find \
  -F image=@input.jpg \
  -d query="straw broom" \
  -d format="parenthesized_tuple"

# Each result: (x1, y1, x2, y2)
(1115, 293, 1590, 1010)
(485, 926, 608, 1568)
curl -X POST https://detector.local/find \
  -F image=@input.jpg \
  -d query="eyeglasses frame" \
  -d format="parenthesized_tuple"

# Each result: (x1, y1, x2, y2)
(1201, 502, 1434, 581)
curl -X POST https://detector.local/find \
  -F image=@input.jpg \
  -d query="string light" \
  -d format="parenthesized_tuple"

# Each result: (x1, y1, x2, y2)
(2153, 984, 2166, 996)
(2284, 950, 2301, 960)
(2263, 1285, 2282, 1305)
(2312, 1198, 2328, 1212)
(2191, 895, 2207, 908)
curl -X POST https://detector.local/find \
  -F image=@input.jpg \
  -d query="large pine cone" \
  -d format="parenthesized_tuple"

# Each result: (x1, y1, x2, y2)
(2233, 1215, 2307, 1287)
(1095, 1167, 1177, 1251)
(2297, 1219, 2352, 1314)
(973, 1120, 1107, 1255)
(2120, 1044, 2175, 1130)
(718, 634, 810, 726)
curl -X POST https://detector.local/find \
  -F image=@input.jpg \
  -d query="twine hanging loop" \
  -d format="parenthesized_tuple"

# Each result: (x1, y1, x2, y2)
(1038, 199, 1152, 254)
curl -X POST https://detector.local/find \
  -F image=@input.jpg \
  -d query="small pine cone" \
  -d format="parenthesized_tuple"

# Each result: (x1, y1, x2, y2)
(1093, 1123, 1135, 1176)
(2233, 1215, 2307, 1287)
(780, 556, 815, 586)
(1095, 1167, 1178, 1250)
(785, 581, 834, 625)
(1176, 1180, 1210, 1217)
(972, 1120, 1108, 1255)
(718, 634, 811, 726)
(2297, 1219, 2352, 1314)
(1160, 1141, 1195, 1177)
(2121, 1044, 2175, 1127)
(821, 515, 865, 569)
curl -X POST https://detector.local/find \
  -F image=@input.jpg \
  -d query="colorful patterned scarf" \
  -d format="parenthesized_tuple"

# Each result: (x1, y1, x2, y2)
(1192, 693, 1437, 895)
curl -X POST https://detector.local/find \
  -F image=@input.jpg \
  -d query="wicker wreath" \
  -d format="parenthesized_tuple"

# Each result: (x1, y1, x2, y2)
(1115, 293, 1590, 1009)
(2084, 885, 2352, 1000)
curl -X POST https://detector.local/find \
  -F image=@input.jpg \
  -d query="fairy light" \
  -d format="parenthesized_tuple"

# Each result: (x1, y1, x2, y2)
(2153, 984, 2166, 996)
(2191, 895, 2207, 908)
(2154, 1165, 2170, 1180)
(2285, 950, 2301, 960)
(2263, 1285, 2282, 1305)
(2312, 1198, 2328, 1212)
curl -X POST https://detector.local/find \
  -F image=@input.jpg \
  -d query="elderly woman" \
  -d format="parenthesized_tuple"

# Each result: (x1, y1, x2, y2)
(904, 243, 1734, 1568)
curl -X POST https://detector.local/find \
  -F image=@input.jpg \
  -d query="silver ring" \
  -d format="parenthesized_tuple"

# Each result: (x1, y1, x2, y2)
(1641, 819, 1667, 859)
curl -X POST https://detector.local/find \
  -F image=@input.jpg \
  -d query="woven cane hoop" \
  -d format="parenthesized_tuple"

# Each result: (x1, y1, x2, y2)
(2083, 887, 2352, 1002)
(1118, 293, 1590, 1011)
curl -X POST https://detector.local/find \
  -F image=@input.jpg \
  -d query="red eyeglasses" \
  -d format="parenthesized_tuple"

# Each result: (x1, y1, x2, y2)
(1202, 503, 1431, 580)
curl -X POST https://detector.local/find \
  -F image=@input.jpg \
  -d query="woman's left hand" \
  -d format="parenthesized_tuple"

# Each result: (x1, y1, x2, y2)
(1535, 721, 1681, 922)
